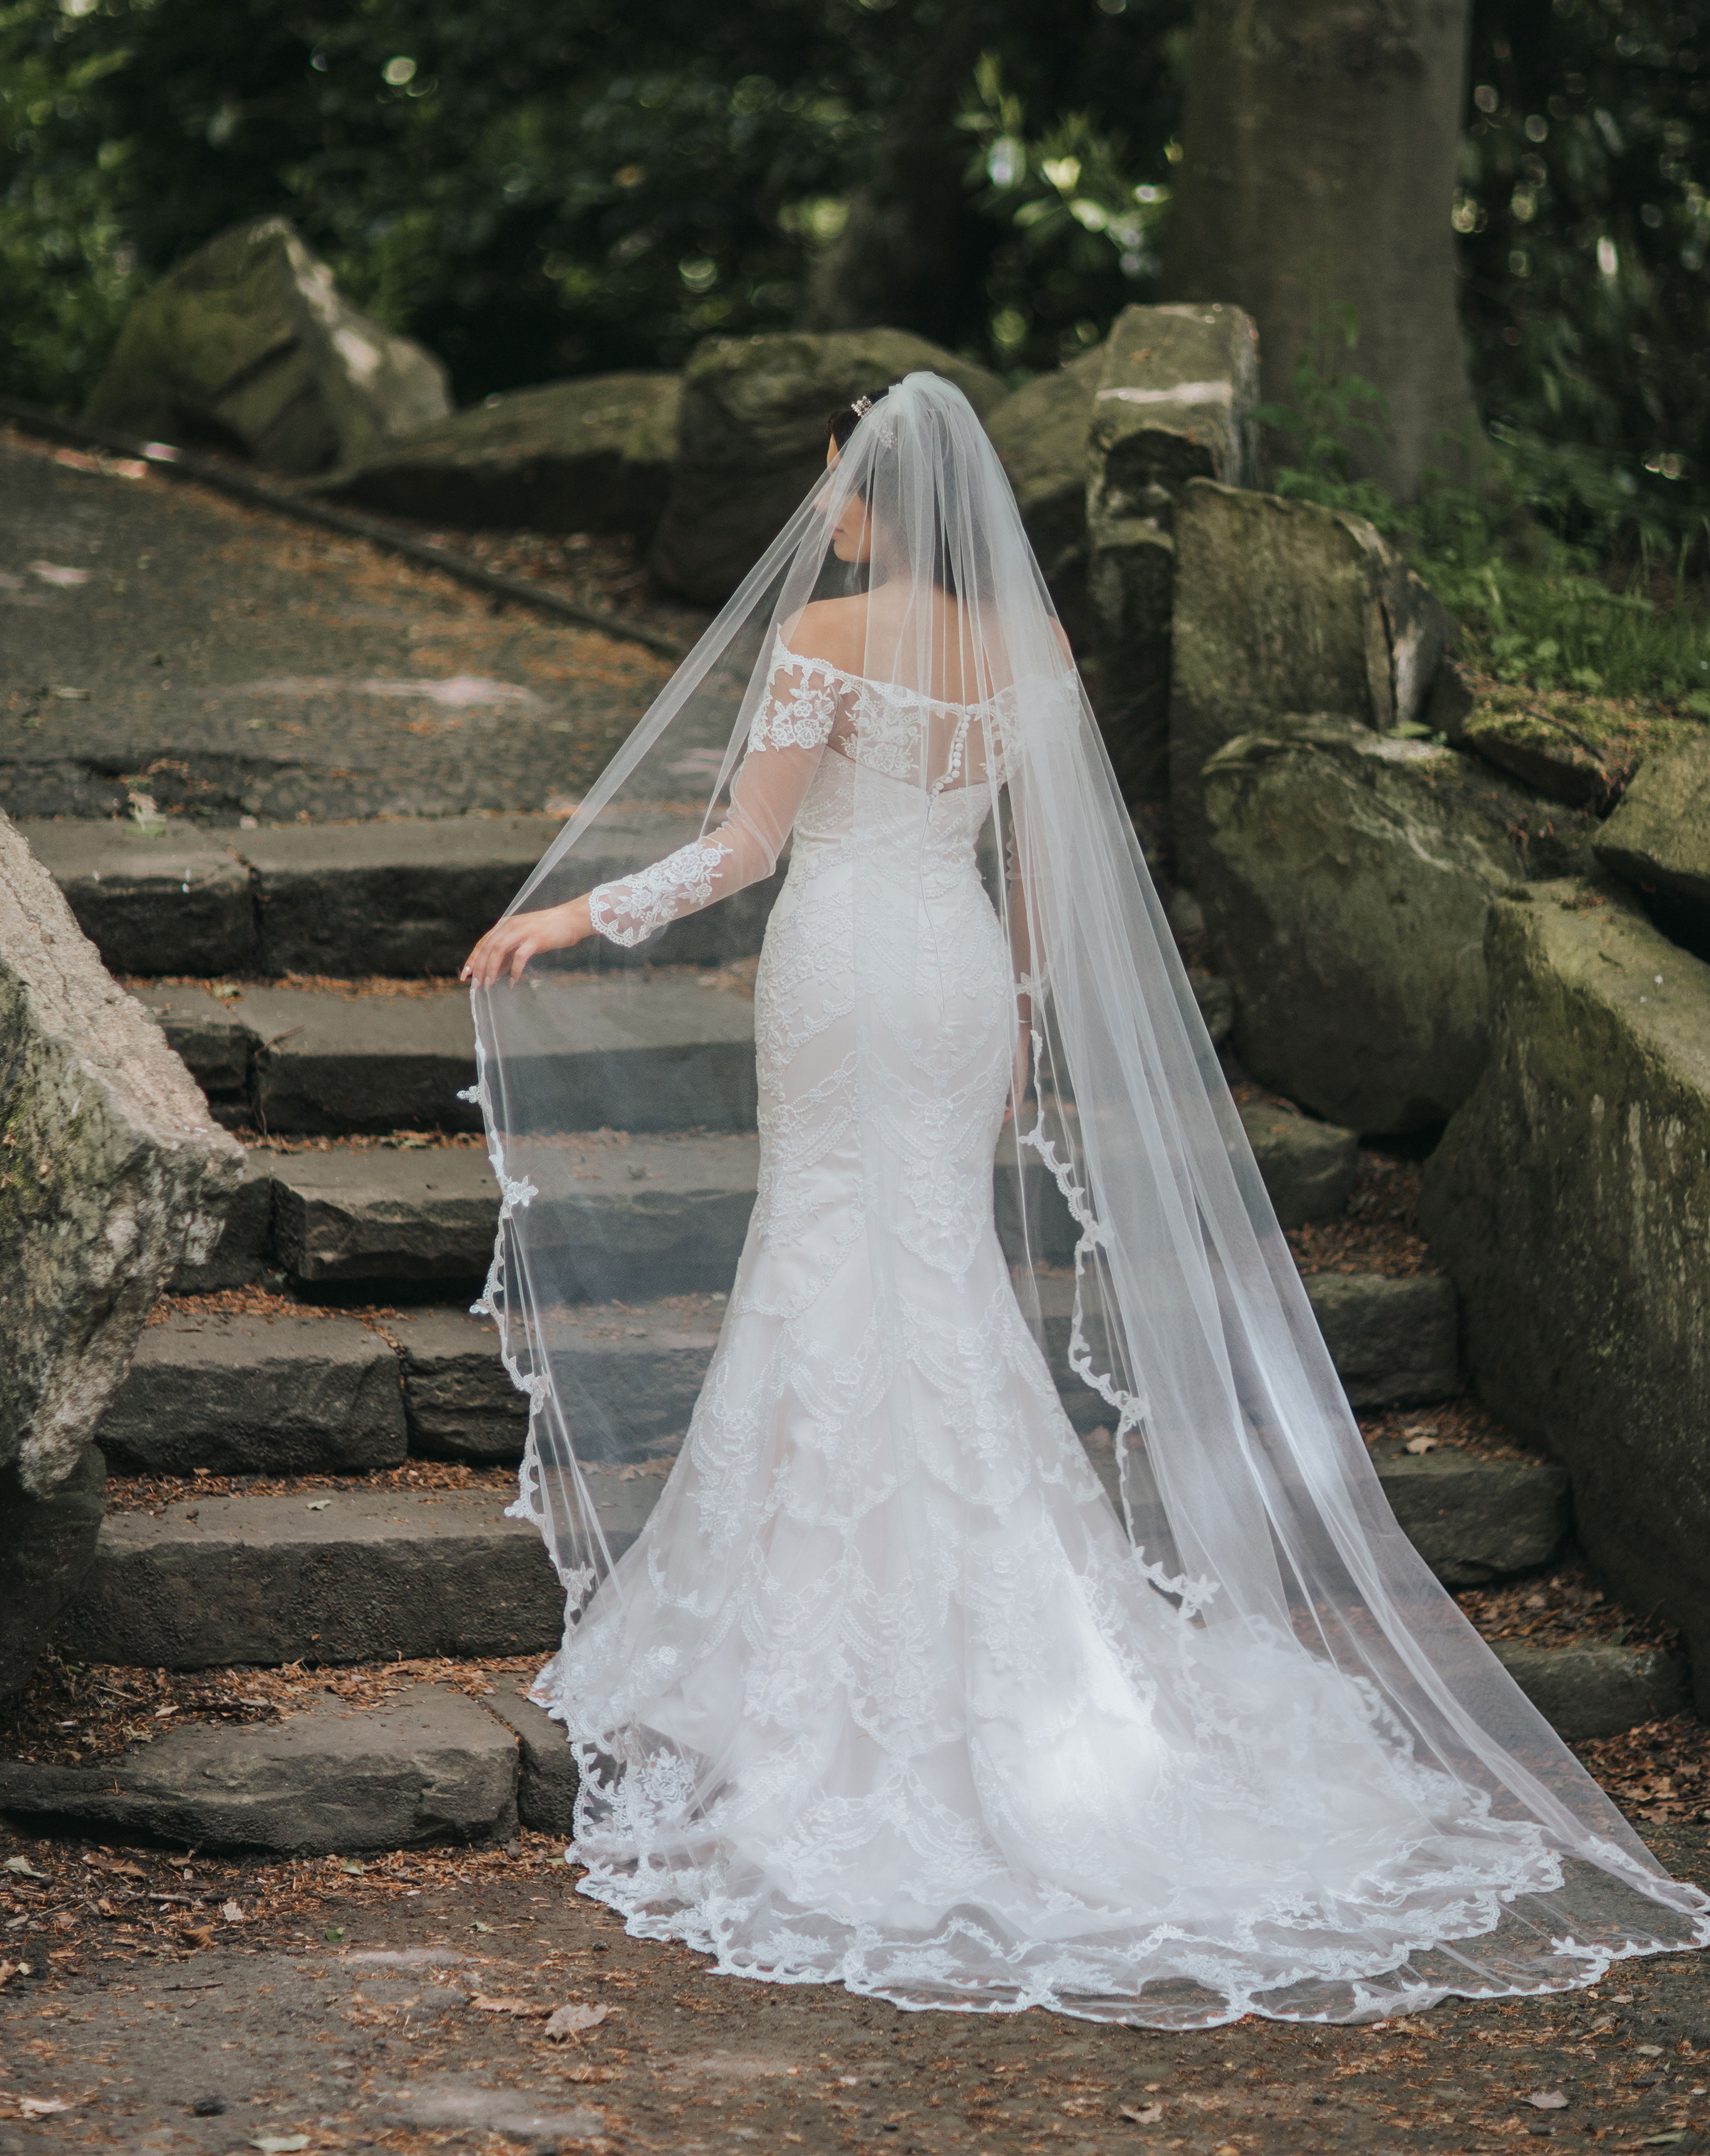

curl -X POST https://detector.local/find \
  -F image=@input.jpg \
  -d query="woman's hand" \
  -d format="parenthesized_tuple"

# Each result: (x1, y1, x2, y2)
(460, 896, 594, 988)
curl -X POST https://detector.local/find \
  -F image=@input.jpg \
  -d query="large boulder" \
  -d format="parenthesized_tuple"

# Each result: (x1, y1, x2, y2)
(1594, 732, 1710, 946)
(1419, 879, 1710, 1706)
(83, 217, 450, 475)
(986, 343, 1106, 648)
(1440, 671, 1700, 811)
(648, 328, 1007, 603)
(1, 814, 242, 1696)
(1199, 716, 1595, 1133)
(311, 373, 681, 543)
(1084, 304, 1259, 804)
(1168, 477, 1456, 874)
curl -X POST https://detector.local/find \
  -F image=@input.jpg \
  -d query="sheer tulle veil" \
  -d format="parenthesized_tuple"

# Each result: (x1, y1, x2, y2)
(468, 370, 1708, 2023)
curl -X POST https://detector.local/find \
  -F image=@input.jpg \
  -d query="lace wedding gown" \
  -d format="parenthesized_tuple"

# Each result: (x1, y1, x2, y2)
(516, 641, 1596, 2026)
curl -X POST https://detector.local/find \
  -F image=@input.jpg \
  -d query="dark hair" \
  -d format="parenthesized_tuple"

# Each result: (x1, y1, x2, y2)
(826, 387, 890, 453)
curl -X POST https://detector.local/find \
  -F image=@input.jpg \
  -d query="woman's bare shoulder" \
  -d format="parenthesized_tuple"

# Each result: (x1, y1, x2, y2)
(777, 596, 868, 669)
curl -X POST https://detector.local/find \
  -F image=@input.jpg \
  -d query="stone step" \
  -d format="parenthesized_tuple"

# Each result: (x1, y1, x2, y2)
(22, 810, 779, 979)
(97, 1308, 408, 1476)
(130, 969, 758, 1136)
(53, 1483, 653, 1671)
(1490, 1638, 1691, 1741)
(0, 1682, 527, 1854)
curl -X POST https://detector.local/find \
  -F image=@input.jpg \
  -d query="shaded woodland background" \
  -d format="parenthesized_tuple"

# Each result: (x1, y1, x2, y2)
(1, 0, 1706, 554)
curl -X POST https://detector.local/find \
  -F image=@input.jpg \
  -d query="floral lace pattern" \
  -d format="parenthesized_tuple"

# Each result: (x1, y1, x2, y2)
(519, 667, 1705, 2028)
(586, 837, 734, 948)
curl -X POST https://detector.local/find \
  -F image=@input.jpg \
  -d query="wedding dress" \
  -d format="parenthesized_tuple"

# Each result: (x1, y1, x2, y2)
(470, 373, 1709, 2026)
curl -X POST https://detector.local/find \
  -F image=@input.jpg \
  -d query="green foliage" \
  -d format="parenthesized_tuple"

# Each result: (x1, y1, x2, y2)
(1459, 0, 1710, 545)
(1265, 321, 1710, 709)
(955, 47, 1179, 374)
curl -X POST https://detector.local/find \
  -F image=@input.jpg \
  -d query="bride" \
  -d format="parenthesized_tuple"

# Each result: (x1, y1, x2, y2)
(460, 372, 1706, 2026)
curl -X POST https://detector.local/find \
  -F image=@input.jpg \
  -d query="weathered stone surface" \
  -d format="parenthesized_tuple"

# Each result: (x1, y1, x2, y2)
(1303, 1272, 1460, 1409)
(1489, 1639, 1692, 1741)
(1595, 733, 1710, 936)
(1, 814, 244, 1511)
(650, 328, 1006, 603)
(83, 217, 450, 475)
(0, 1684, 518, 1853)
(1168, 478, 1458, 871)
(1371, 1445, 1569, 1587)
(482, 1684, 577, 1834)
(1452, 685, 1700, 811)
(129, 981, 255, 1117)
(1085, 304, 1259, 804)
(1189, 970, 1233, 1045)
(386, 2085, 604, 2147)
(522, 1133, 762, 1301)
(19, 819, 256, 978)
(95, 1309, 408, 1476)
(1201, 717, 1595, 1132)
(56, 1488, 565, 1668)
(243, 812, 777, 979)
(314, 372, 680, 541)
(0, 1444, 104, 1701)
(229, 972, 758, 1138)
(384, 1305, 527, 1461)
(1237, 1099, 1357, 1226)
(1419, 879, 1710, 1709)
(270, 1143, 500, 1284)
(986, 345, 1105, 646)
(167, 1148, 274, 1292)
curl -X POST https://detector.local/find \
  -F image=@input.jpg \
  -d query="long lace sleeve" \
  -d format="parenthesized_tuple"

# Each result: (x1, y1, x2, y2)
(586, 647, 840, 948)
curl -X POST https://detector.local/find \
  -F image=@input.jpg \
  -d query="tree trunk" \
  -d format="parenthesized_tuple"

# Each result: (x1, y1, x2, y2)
(802, 4, 995, 347)
(1161, 0, 1484, 500)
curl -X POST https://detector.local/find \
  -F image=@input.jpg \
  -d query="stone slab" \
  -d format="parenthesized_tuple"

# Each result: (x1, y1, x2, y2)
(0, 1444, 104, 1704)
(1419, 879, 1710, 1706)
(385, 1297, 727, 1463)
(1372, 1447, 1570, 1587)
(56, 1488, 565, 1669)
(384, 1305, 529, 1461)
(986, 344, 1104, 642)
(269, 1143, 501, 1284)
(1304, 1271, 1460, 1408)
(1237, 1100, 1357, 1227)
(0, 812, 244, 1521)
(482, 1684, 578, 1835)
(19, 819, 256, 977)
(167, 1147, 275, 1292)
(246, 811, 778, 978)
(95, 1308, 408, 1476)
(1490, 1639, 1692, 1741)
(230, 970, 757, 1136)
(129, 980, 255, 1112)
(0, 1682, 517, 1852)
(1595, 732, 1710, 918)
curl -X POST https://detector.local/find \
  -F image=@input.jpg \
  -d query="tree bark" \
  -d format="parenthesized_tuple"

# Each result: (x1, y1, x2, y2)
(1161, 0, 1484, 500)
(802, 4, 995, 346)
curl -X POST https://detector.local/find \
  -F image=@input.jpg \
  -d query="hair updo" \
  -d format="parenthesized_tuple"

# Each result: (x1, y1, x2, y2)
(826, 387, 891, 452)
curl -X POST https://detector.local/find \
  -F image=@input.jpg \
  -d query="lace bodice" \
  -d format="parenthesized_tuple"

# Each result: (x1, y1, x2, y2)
(586, 638, 1015, 948)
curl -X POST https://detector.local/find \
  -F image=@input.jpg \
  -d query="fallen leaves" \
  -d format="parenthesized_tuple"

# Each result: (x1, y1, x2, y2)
(546, 2003, 610, 2039)
(4, 1856, 50, 1880)
(469, 1994, 551, 2017)
(16, 2096, 72, 2118)
(1119, 2100, 1164, 2124)
(1525, 2088, 1569, 2108)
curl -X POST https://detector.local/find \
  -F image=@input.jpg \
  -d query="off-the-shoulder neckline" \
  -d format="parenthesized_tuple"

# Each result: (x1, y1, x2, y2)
(772, 630, 1025, 712)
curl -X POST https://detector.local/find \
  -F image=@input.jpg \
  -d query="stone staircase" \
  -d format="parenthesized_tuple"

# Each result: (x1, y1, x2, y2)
(3, 814, 1683, 1855)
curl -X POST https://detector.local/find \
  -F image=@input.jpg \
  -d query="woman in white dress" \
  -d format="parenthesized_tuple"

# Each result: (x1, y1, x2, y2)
(461, 373, 1707, 2026)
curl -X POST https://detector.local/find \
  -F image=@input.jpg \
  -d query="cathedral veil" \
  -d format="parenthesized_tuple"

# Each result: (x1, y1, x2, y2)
(469, 370, 1708, 2024)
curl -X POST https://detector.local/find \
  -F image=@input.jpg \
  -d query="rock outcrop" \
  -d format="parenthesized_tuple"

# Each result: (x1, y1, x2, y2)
(1, 814, 242, 1695)
(1594, 732, 1710, 948)
(1419, 879, 1710, 1706)
(312, 373, 681, 542)
(83, 217, 450, 474)
(985, 344, 1105, 646)
(1199, 717, 1595, 1134)
(1168, 479, 1456, 874)
(1084, 304, 1259, 804)
(649, 328, 1006, 603)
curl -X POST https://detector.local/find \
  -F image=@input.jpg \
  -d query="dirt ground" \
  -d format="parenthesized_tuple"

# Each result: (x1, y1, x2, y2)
(1, 1819, 1709, 2155)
